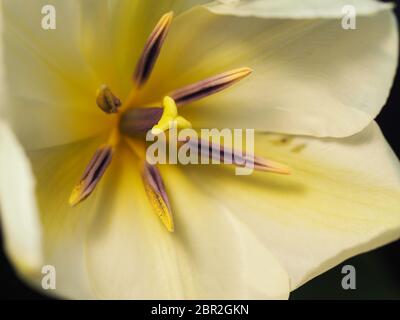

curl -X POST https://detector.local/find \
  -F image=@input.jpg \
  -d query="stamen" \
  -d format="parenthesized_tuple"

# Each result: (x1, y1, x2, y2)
(182, 137, 291, 174)
(170, 67, 252, 106)
(151, 96, 192, 135)
(120, 68, 253, 136)
(96, 85, 121, 114)
(69, 145, 113, 207)
(69, 131, 119, 207)
(124, 139, 174, 232)
(142, 162, 174, 232)
(133, 12, 174, 88)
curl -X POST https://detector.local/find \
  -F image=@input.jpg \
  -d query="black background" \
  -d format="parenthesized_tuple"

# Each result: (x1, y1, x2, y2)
(1, 1, 400, 300)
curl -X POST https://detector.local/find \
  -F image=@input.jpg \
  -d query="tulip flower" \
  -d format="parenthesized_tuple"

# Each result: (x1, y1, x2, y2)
(0, 0, 399, 299)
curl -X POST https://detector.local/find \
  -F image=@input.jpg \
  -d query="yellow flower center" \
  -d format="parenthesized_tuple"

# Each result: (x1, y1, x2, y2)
(68, 11, 289, 233)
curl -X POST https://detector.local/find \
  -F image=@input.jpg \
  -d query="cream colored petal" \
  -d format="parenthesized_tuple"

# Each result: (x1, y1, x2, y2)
(85, 148, 289, 299)
(206, 0, 392, 18)
(1, 0, 111, 149)
(0, 121, 43, 275)
(24, 137, 288, 299)
(26, 137, 109, 299)
(182, 122, 400, 290)
(0, 0, 4, 116)
(136, 7, 398, 138)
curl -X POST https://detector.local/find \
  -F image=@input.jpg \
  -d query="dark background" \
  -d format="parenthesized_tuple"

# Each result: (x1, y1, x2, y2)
(1, 1, 400, 300)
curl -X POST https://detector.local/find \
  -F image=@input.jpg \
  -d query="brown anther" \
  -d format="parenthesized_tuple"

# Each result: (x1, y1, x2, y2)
(142, 162, 174, 232)
(133, 12, 174, 87)
(170, 67, 252, 106)
(69, 145, 114, 207)
(96, 85, 122, 114)
(181, 137, 291, 174)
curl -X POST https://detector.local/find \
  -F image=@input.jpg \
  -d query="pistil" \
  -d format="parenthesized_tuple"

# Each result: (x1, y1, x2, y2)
(151, 96, 192, 135)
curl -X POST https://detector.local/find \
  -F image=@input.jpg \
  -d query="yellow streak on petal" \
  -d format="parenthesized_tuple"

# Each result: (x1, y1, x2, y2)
(107, 128, 120, 146)
(124, 137, 146, 160)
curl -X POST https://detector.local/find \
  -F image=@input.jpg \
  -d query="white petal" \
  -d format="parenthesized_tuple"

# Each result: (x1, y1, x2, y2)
(182, 122, 400, 290)
(136, 7, 398, 138)
(0, 0, 4, 115)
(25, 139, 288, 299)
(85, 148, 289, 299)
(0, 121, 43, 274)
(206, 0, 392, 18)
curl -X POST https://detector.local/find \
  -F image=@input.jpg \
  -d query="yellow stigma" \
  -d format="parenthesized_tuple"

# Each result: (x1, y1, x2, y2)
(151, 96, 192, 135)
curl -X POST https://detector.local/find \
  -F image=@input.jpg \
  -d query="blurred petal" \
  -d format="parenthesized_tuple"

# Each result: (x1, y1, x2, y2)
(1, 0, 114, 150)
(27, 137, 107, 298)
(182, 122, 400, 289)
(138, 7, 398, 137)
(206, 0, 392, 18)
(0, 121, 43, 274)
(85, 148, 289, 299)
